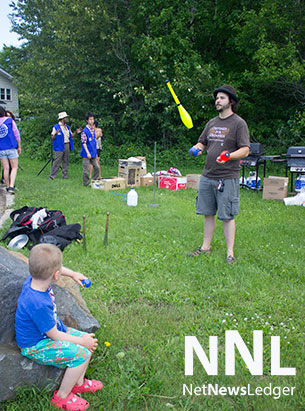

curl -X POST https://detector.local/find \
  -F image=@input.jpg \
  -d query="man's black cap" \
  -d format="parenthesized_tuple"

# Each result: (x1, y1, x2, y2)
(213, 85, 239, 102)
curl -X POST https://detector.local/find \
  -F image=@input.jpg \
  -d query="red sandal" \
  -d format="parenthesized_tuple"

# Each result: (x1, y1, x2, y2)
(72, 378, 103, 394)
(51, 390, 89, 410)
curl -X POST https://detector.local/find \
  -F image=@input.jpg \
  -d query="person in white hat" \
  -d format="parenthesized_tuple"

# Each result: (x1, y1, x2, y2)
(49, 112, 81, 180)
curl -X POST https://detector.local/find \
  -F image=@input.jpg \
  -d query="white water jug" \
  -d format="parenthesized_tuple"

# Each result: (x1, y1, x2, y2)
(127, 188, 138, 206)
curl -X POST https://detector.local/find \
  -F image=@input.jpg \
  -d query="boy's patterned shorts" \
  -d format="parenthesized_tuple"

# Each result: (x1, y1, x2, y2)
(21, 327, 91, 368)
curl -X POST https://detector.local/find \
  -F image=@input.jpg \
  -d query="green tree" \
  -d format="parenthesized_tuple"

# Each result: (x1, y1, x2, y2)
(2, 0, 304, 157)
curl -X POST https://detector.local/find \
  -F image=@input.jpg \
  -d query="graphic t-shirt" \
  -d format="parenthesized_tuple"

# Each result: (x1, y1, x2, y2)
(15, 275, 67, 348)
(198, 114, 250, 179)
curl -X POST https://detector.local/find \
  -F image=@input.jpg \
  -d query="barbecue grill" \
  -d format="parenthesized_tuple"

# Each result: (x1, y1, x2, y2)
(286, 146, 305, 192)
(240, 143, 264, 167)
(240, 143, 265, 190)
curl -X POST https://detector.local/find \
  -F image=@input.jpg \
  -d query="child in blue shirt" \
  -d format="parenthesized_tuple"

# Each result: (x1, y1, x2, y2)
(15, 243, 102, 411)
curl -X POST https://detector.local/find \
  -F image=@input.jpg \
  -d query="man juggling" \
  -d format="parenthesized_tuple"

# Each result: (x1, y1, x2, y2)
(189, 85, 250, 264)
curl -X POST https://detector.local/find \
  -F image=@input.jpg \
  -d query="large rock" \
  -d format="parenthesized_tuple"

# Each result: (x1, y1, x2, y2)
(0, 247, 100, 402)
(0, 344, 63, 401)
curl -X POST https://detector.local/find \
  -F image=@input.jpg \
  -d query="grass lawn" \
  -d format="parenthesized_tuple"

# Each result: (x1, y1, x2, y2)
(2, 157, 304, 411)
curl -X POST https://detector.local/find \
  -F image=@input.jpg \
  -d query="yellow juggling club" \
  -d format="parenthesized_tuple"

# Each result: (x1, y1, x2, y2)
(166, 81, 193, 129)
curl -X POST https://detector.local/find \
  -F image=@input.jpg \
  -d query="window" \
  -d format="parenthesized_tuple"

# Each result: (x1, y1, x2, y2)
(0, 88, 12, 100)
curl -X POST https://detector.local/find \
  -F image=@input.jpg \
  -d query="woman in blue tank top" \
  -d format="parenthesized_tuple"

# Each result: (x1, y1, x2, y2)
(0, 106, 21, 194)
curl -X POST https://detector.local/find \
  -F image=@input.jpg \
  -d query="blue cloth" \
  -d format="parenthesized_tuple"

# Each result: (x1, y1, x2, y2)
(15, 275, 67, 348)
(52, 123, 74, 151)
(0, 118, 17, 151)
(80, 126, 97, 158)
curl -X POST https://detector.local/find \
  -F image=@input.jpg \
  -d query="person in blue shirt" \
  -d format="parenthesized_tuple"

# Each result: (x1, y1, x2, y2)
(49, 112, 81, 180)
(15, 244, 103, 411)
(89, 119, 103, 180)
(80, 112, 99, 186)
(0, 106, 21, 194)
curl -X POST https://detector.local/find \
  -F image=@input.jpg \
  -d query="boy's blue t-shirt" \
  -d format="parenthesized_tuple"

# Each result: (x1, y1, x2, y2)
(15, 275, 67, 348)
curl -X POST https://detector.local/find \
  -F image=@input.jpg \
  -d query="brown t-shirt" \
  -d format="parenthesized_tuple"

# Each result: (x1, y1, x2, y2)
(198, 113, 250, 179)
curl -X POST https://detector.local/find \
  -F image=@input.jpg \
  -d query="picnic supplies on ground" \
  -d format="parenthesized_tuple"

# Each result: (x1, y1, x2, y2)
(39, 224, 82, 250)
(1, 206, 81, 250)
(284, 189, 305, 206)
(2, 206, 44, 241)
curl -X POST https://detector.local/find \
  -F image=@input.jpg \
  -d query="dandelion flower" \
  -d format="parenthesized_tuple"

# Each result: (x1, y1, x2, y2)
(104, 341, 111, 347)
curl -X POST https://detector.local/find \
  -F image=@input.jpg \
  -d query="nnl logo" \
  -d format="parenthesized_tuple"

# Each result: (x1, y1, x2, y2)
(185, 331, 296, 376)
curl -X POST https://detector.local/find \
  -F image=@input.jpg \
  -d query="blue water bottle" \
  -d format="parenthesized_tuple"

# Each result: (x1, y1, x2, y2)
(82, 279, 91, 287)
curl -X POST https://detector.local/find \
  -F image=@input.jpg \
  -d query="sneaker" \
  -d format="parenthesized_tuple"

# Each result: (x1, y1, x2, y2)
(187, 246, 211, 257)
(7, 187, 15, 194)
(227, 255, 236, 264)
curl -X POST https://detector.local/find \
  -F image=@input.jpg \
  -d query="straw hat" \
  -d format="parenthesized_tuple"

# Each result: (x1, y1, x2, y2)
(58, 111, 69, 120)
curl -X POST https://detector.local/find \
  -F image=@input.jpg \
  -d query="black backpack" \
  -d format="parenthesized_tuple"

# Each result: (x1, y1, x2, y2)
(10, 206, 44, 226)
(1, 206, 66, 244)
(1, 206, 43, 241)
(29, 210, 66, 245)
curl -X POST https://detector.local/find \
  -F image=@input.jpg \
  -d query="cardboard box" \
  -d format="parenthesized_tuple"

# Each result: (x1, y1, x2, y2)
(186, 174, 201, 189)
(158, 175, 187, 191)
(118, 158, 142, 186)
(141, 175, 154, 187)
(118, 157, 147, 178)
(118, 158, 142, 167)
(135, 156, 147, 176)
(118, 166, 141, 187)
(262, 176, 288, 200)
(91, 177, 126, 191)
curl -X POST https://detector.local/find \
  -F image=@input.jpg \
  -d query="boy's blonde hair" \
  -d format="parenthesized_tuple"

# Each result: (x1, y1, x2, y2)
(29, 244, 62, 280)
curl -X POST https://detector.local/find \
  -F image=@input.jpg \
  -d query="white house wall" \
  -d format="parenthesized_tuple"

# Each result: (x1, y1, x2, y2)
(0, 73, 19, 117)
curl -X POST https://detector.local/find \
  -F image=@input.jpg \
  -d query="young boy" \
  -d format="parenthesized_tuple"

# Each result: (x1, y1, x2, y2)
(15, 244, 103, 411)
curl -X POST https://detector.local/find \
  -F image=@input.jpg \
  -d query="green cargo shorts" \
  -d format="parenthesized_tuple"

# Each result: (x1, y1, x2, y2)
(196, 176, 240, 220)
